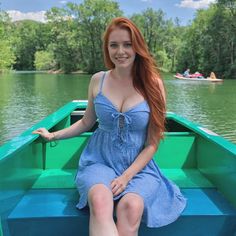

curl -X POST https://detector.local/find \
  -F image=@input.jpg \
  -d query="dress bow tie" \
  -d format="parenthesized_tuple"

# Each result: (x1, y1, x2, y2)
(111, 112, 132, 144)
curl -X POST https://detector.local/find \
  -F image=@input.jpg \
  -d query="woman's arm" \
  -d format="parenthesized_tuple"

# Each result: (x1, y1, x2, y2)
(33, 73, 101, 141)
(123, 144, 157, 180)
(111, 144, 157, 196)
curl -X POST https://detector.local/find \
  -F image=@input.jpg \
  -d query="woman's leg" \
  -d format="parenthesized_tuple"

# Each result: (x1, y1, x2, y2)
(116, 193, 144, 236)
(88, 184, 118, 236)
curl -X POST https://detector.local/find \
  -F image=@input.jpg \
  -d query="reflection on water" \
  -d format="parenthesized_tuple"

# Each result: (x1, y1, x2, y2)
(0, 73, 89, 145)
(0, 72, 235, 145)
(166, 78, 236, 143)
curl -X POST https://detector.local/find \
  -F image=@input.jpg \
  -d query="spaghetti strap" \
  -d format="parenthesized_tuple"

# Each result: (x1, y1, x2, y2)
(99, 72, 106, 93)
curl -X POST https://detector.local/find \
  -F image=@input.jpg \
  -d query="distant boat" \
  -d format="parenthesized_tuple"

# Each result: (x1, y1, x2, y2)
(174, 73, 223, 82)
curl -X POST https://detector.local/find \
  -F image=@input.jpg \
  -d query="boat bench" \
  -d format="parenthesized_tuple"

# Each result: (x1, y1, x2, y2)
(7, 168, 236, 236)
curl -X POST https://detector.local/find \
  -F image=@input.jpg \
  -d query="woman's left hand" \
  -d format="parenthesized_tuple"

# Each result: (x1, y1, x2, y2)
(111, 175, 129, 196)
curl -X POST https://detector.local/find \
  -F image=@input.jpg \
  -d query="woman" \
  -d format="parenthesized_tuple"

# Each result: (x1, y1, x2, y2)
(209, 72, 217, 80)
(33, 17, 186, 236)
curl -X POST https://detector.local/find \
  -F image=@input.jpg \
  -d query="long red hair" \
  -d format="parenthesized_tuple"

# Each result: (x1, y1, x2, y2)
(103, 17, 166, 146)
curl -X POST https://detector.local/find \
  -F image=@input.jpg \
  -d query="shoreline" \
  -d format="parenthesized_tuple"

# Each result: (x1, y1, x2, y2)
(0, 69, 88, 75)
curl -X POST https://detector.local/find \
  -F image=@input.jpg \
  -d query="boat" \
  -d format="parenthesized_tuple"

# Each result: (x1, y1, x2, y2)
(174, 73, 223, 82)
(0, 100, 236, 236)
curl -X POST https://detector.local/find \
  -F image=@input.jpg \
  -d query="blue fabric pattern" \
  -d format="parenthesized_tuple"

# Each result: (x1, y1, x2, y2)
(75, 71, 186, 227)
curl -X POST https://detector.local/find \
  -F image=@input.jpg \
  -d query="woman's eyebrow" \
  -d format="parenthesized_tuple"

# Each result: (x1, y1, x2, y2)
(109, 40, 132, 43)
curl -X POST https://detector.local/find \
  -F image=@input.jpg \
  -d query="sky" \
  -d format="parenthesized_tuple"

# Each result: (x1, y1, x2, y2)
(0, 0, 216, 25)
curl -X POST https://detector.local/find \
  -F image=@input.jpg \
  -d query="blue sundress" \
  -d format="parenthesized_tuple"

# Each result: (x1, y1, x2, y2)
(75, 71, 186, 227)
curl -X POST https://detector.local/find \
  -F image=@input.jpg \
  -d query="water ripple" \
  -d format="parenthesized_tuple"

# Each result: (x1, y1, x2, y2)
(0, 73, 235, 146)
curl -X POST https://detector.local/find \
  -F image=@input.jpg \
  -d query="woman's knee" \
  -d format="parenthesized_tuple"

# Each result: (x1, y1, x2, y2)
(117, 194, 144, 224)
(88, 184, 113, 219)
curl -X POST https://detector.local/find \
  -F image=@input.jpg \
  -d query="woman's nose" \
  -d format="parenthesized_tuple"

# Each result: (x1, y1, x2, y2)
(117, 45, 125, 54)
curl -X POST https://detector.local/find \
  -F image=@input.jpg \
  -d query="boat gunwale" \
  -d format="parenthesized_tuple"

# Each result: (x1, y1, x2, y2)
(174, 75, 223, 82)
(0, 101, 86, 161)
(167, 112, 236, 155)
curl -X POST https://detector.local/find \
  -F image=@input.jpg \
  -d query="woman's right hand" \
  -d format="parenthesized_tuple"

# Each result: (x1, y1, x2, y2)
(32, 128, 54, 141)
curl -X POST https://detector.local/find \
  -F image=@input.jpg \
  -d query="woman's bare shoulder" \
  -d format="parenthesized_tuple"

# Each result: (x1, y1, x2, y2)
(90, 71, 107, 96)
(91, 71, 106, 83)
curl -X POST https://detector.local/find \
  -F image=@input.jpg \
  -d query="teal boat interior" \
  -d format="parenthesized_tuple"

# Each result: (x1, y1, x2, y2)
(0, 101, 236, 236)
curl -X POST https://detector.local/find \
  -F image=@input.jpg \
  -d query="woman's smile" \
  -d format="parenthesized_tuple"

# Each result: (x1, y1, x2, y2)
(116, 56, 129, 63)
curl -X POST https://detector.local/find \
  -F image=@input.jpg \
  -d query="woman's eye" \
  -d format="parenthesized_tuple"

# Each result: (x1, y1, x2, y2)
(110, 44, 117, 48)
(124, 43, 132, 48)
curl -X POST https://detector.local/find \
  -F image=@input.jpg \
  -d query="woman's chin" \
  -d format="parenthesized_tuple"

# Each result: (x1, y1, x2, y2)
(114, 62, 133, 69)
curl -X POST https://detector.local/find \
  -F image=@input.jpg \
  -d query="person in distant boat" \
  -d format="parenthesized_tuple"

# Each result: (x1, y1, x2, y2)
(183, 68, 190, 77)
(33, 17, 186, 236)
(209, 72, 216, 80)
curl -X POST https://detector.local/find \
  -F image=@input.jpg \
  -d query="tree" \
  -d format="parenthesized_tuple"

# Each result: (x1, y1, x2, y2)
(12, 20, 47, 70)
(46, 5, 80, 72)
(76, 0, 123, 73)
(46, 1, 122, 73)
(34, 51, 55, 70)
(131, 9, 182, 71)
(131, 9, 166, 53)
(216, 0, 236, 77)
(0, 9, 15, 71)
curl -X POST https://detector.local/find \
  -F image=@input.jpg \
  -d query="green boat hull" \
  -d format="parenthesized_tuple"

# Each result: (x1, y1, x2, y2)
(0, 101, 236, 235)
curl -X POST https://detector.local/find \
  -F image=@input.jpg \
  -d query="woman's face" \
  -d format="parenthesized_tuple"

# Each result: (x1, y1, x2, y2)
(108, 28, 136, 70)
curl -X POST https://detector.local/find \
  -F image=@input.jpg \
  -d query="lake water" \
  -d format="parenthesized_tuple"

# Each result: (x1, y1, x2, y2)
(0, 72, 235, 145)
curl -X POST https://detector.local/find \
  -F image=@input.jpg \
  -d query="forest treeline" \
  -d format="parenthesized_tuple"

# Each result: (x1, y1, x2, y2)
(0, 0, 235, 78)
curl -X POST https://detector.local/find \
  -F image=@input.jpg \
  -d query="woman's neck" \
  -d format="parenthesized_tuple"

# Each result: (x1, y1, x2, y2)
(112, 68, 133, 81)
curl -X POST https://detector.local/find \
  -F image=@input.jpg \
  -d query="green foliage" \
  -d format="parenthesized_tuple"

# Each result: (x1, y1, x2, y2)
(0, 8, 10, 23)
(0, 40, 16, 71)
(131, 8, 166, 51)
(131, 9, 182, 72)
(46, 12, 80, 73)
(11, 20, 46, 70)
(176, 4, 236, 78)
(34, 51, 55, 70)
(75, 0, 123, 73)
(0, 0, 235, 78)
(45, 0, 122, 73)
(0, 9, 15, 71)
(155, 49, 171, 70)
